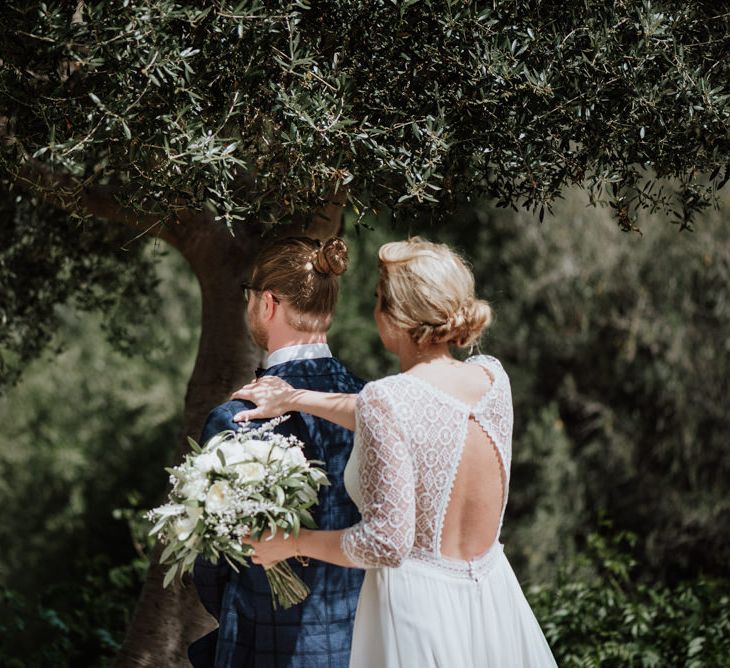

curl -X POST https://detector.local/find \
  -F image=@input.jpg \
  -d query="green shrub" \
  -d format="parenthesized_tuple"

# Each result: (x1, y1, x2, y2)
(528, 530, 730, 667)
(0, 557, 147, 667)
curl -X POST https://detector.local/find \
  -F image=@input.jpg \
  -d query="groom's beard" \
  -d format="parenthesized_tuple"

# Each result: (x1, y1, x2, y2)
(247, 311, 268, 350)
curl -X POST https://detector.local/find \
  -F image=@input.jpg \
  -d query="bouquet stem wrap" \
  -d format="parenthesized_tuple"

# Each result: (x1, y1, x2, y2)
(266, 561, 309, 610)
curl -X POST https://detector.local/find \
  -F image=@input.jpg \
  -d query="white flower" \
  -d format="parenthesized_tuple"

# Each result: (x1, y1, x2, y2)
(217, 441, 251, 467)
(282, 446, 307, 467)
(205, 480, 234, 514)
(269, 445, 288, 462)
(180, 476, 209, 500)
(234, 461, 266, 483)
(241, 438, 303, 466)
(173, 507, 203, 541)
(243, 439, 274, 463)
(194, 451, 222, 474)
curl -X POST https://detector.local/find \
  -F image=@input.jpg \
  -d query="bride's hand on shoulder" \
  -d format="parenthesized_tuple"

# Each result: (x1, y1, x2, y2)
(231, 376, 296, 422)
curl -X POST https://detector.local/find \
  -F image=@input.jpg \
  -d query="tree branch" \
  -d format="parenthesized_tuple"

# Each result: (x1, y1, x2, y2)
(8, 159, 196, 251)
(0, 114, 223, 255)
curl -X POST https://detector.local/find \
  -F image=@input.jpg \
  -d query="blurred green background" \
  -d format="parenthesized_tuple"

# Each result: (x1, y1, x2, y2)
(1, 195, 729, 666)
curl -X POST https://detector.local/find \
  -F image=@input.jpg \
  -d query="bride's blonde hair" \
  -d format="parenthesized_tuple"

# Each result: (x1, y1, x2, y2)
(377, 237, 492, 348)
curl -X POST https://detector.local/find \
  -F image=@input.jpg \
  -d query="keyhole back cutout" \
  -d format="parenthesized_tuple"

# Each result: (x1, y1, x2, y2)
(438, 369, 506, 561)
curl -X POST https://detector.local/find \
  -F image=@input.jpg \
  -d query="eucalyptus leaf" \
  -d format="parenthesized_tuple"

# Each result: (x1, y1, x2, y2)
(162, 563, 178, 589)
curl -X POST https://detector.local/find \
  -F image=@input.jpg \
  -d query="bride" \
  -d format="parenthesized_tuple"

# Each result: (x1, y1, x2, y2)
(233, 238, 557, 667)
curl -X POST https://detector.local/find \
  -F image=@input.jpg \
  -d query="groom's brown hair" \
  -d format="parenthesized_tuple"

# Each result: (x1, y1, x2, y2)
(250, 236, 348, 332)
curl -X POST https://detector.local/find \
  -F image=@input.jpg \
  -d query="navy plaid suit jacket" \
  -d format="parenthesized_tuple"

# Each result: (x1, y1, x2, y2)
(189, 357, 365, 668)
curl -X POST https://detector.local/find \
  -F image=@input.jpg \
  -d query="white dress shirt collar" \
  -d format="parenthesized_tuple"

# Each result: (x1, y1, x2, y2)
(263, 343, 333, 369)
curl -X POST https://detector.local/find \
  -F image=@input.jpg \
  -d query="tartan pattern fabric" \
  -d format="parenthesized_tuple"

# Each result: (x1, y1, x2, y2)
(189, 357, 365, 668)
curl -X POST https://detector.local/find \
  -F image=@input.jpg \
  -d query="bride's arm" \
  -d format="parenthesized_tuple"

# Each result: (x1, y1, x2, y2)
(249, 382, 415, 570)
(230, 376, 357, 431)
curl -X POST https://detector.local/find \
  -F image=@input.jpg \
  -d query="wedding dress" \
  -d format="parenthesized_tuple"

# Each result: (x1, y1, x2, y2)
(342, 355, 557, 667)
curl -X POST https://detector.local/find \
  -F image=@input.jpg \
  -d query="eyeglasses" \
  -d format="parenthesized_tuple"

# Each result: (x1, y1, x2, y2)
(241, 281, 280, 304)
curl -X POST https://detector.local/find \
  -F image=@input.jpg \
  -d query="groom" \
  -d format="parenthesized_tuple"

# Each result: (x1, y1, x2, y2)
(189, 236, 365, 667)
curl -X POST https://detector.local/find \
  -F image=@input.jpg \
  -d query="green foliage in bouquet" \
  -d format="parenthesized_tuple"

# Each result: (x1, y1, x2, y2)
(147, 417, 329, 609)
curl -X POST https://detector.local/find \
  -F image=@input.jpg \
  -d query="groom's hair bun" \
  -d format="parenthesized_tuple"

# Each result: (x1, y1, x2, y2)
(377, 237, 492, 348)
(313, 237, 348, 276)
(250, 236, 349, 333)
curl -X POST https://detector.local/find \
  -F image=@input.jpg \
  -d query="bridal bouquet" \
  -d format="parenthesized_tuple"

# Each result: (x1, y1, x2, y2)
(147, 417, 328, 609)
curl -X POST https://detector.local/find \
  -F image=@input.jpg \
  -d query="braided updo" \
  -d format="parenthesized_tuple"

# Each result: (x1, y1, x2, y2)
(377, 237, 492, 348)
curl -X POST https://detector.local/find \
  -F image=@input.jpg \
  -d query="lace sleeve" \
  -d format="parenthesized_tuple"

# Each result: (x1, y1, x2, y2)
(341, 381, 415, 568)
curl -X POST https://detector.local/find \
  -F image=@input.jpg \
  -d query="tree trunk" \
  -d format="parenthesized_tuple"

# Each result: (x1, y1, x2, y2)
(4, 151, 347, 665)
(114, 205, 345, 666)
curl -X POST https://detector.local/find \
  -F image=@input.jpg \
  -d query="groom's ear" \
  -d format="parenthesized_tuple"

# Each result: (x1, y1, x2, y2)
(261, 290, 278, 321)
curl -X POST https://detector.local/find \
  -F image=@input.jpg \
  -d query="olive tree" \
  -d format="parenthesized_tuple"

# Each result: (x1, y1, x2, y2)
(1, 1, 727, 664)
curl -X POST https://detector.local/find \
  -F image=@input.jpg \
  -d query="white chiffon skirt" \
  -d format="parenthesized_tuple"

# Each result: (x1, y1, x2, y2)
(349, 543, 557, 668)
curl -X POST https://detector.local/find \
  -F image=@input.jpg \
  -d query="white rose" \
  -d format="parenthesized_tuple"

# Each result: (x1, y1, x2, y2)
(234, 461, 266, 483)
(269, 445, 287, 462)
(205, 480, 234, 514)
(180, 476, 209, 500)
(194, 451, 222, 474)
(283, 446, 307, 467)
(173, 507, 203, 541)
(243, 439, 274, 463)
(217, 441, 250, 467)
